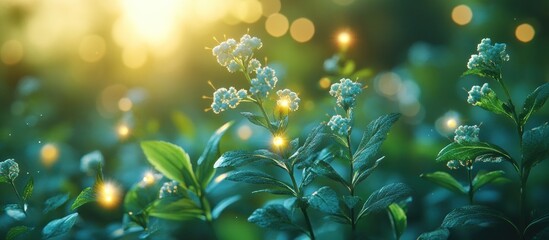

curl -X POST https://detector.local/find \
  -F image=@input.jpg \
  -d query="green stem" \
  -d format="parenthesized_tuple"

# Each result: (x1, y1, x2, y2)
(288, 167, 316, 240)
(198, 190, 218, 239)
(467, 167, 474, 205)
(346, 134, 356, 231)
(10, 180, 27, 215)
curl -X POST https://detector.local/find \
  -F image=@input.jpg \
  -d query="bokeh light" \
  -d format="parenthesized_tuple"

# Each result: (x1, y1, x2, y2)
(337, 30, 353, 50)
(117, 124, 130, 139)
(265, 13, 289, 37)
(98, 182, 121, 208)
(319, 78, 331, 89)
(375, 72, 402, 98)
(451, 5, 473, 26)
(142, 171, 156, 186)
(290, 18, 315, 43)
(515, 23, 535, 43)
(261, 0, 281, 16)
(40, 143, 59, 168)
(118, 97, 133, 112)
(1, 40, 24, 65)
(231, 0, 263, 24)
(237, 125, 253, 140)
(122, 45, 147, 69)
(78, 35, 106, 62)
(272, 135, 285, 147)
(435, 111, 461, 136)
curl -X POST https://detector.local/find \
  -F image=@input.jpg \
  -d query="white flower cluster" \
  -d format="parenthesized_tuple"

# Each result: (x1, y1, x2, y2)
(467, 83, 492, 105)
(327, 115, 351, 135)
(0, 159, 19, 181)
(212, 35, 262, 73)
(211, 87, 248, 114)
(159, 181, 180, 199)
(467, 38, 509, 71)
(250, 66, 278, 98)
(276, 89, 300, 111)
(329, 78, 362, 110)
(454, 125, 480, 144)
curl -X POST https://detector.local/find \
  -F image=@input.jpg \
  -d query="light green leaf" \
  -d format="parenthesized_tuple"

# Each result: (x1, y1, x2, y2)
(436, 142, 513, 166)
(248, 204, 303, 232)
(22, 177, 33, 201)
(42, 213, 79, 239)
(43, 194, 69, 214)
(308, 187, 341, 215)
(71, 187, 96, 210)
(358, 183, 411, 221)
(462, 67, 500, 82)
(141, 141, 197, 189)
(215, 149, 284, 169)
(225, 170, 295, 195)
(474, 91, 512, 117)
(149, 198, 203, 221)
(387, 203, 407, 240)
(421, 171, 466, 194)
(171, 111, 196, 138)
(417, 228, 450, 240)
(523, 124, 549, 168)
(7, 225, 33, 240)
(351, 68, 374, 80)
(341, 60, 355, 76)
(441, 205, 519, 235)
(520, 83, 549, 125)
(241, 112, 270, 130)
(472, 170, 509, 192)
(196, 122, 232, 188)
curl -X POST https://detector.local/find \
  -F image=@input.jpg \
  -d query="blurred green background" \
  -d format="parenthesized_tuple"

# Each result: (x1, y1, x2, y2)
(1, 0, 548, 239)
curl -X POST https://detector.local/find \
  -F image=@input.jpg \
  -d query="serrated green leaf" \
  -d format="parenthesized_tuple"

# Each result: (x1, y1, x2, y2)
(311, 160, 347, 187)
(520, 83, 549, 125)
(308, 187, 341, 214)
(353, 156, 384, 186)
(124, 181, 162, 215)
(436, 142, 513, 166)
(43, 194, 69, 214)
(149, 198, 203, 221)
(42, 213, 79, 239)
(472, 170, 509, 192)
(358, 183, 411, 221)
(252, 188, 295, 195)
(215, 149, 284, 169)
(417, 228, 449, 240)
(71, 187, 96, 210)
(343, 195, 361, 209)
(248, 204, 303, 232)
(441, 205, 519, 235)
(196, 122, 232, 188)
(290, 124, 326, 168)
(241, 112, 270, 130)
(523, 124, 549, 168)
(474, 91, 512, 117)
(22, 177, 33, 201)
(462, 67, 500, 81)
(353, 113, 400, 173)
(300, 168, 316, 189)
(212, 195, 240, 219)
(141, 141, 197, 189)
(7, 225, 33, 240)
(225, 170, 295, 195)
(387, 203, 407, 240)
(421, 171, 466, 194)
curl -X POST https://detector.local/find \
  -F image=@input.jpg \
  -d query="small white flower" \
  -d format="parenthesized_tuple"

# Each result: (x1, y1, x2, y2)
(250, 66, 278, 98)
(327, 115, 351, 135)
(159, 181, 180, 199)
(276, 89, 300, 111)
(454, 125, 480, 144)
(329, 78, 362, 110)
(467, 83, 492, 105)
(0, 159, 19, 181)
(467, 38, 509, 70)
(211, 87, 248, 114)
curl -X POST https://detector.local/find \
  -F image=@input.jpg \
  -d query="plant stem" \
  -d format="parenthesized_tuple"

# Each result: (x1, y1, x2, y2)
(288, 168, 316, 240)
(198, 189, 218, 240)
(9, 180, 27, 215)
(466, 167, 474, 205)
(346, 133, 357, 231)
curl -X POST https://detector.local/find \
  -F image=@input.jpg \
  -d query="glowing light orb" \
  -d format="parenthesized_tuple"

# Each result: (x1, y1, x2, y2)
(446, 118, 458, 129)
(98, 182, 121, 208)
(515, 23, 535, 43)
(118, 97, 133, 112)
(337, 31, 352, 50)
(451, 5, 473, 26)
(40, 143, 59, 168)
(290, 18, 315, 43)
(237, 125, 253, 140)
(117, 124, 130, 138)
(272, 135, 285, 147)
(265, 13, 289, 37)
(142, 171, 155, 185)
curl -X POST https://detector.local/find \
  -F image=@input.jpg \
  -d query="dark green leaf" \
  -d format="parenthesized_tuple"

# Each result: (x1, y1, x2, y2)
(474, 91, 512, 117)
(525, 213, 549, 237)
(22, 177, 33, 201)
(225, 170, 295, 195)
(325, 214, 351, 224)
(358, 183, 411, 221)
(417, 228, 450, 240)
(215, 149, 284, 169)
(420, 171, 466, 194)
(42, 213, 79, 239)
(520, 83, 549, 125)
(354, 113, 400, 173)
(533, 226, 549, 240)
(196, 122, 233, 188)
(290, 124, 326, 168)
(472, 170, 509, 192)
(241, 112, 270, 129)
(441, 205, 519, 235)
(252, 188, 295, 195)
(248, 204, 302, 232)
(149, 198, 203, 221)
(43, 194, 69, 214)
(311, 160, 347, 187)
(462, 67, 500, 81)
(436, 142, 513, 165)
(523, 124, 549, 168)
(308, 187, 341, 214)
(300, 168, 316, 189)
(212, 195, 240, 219)
(141, 141, 197, 189)
(343, 195, 361, 209)
(71, 187, 96, 210)
(123, 181, 162, 215)
(353, 156, 384, 186)
(387, 203, 407, 240)
(7, 225, 32, 240)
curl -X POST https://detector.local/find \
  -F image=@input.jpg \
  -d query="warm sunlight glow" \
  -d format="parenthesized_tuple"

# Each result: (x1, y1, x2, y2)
(261, 0, 281, 16)
(515, 23, 535, 43)
(446, 118, 458, 130)
(215, 173, 228, 183)
(237, 125, 253, 140)
(40, 143, 59, 168)
(118, 97, 133, 112)
(278, 99, 290, 108)
(273, 135, 285, 147)
(117, 124, 130, 138)
(319, 78, 332, 89)
(79, 35, 106, 62)
(451, 5, 473, 26)
(99, 182, 121, 208)
(122, 45, 147, 69)
(265, 13, 289, 37)
(142, 171, 155, 185)
(290, 18, 315, 43)
(337, 31, 352, 50)
(1, 40, 24, 65)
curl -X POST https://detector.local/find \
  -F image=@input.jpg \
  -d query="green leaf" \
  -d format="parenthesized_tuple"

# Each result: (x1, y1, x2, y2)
(4, 204, 26, 220)
(215, 149, 284, 169)
(472, 170, 509, 192)
(225, 170, 295, 195)
(520, 83, 549, 125)
(311, 160, 347, 187)
(462, 67, 500, 81)
(441, 205, 519, 235)
(417, 228, 450, 240)
(0, 175, 7, 183)
(351, 68, 374, 80)
(22, 177, 33, 201)
(42, 213, 79, 239)
(149, 198, 203, 221)
(420, 171, 467, 194)
(436, 142, 513, 165)
(248, 204, 303, 232)
(290, 124, 326, 168)
(525, 213, 549, 237)
(71, 187, 96, 210)
(343, 195, 361, 209)
(241, 112, 270, 129)
(341, 60, 355, 76)
(6, 225, 33, 240)
(533, 226, 549, 240)
(387, 203, 407, 240)
(171, 111, 196, 138)
(43, 194, 69, 214)
(358, 183, 411, 221)
(308, 187, 341, 214)
(196, 122, 233, 188)
(523, 124, 549, 168)
(124, 181, 162, 215)
(212, 195, 241, 219)
(474, 91, 512, 117)
(141, 141, 197, 189)
(353, 113, 400, 173)
(352, 156, 384, 186)
(252, 188, 295, 195)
